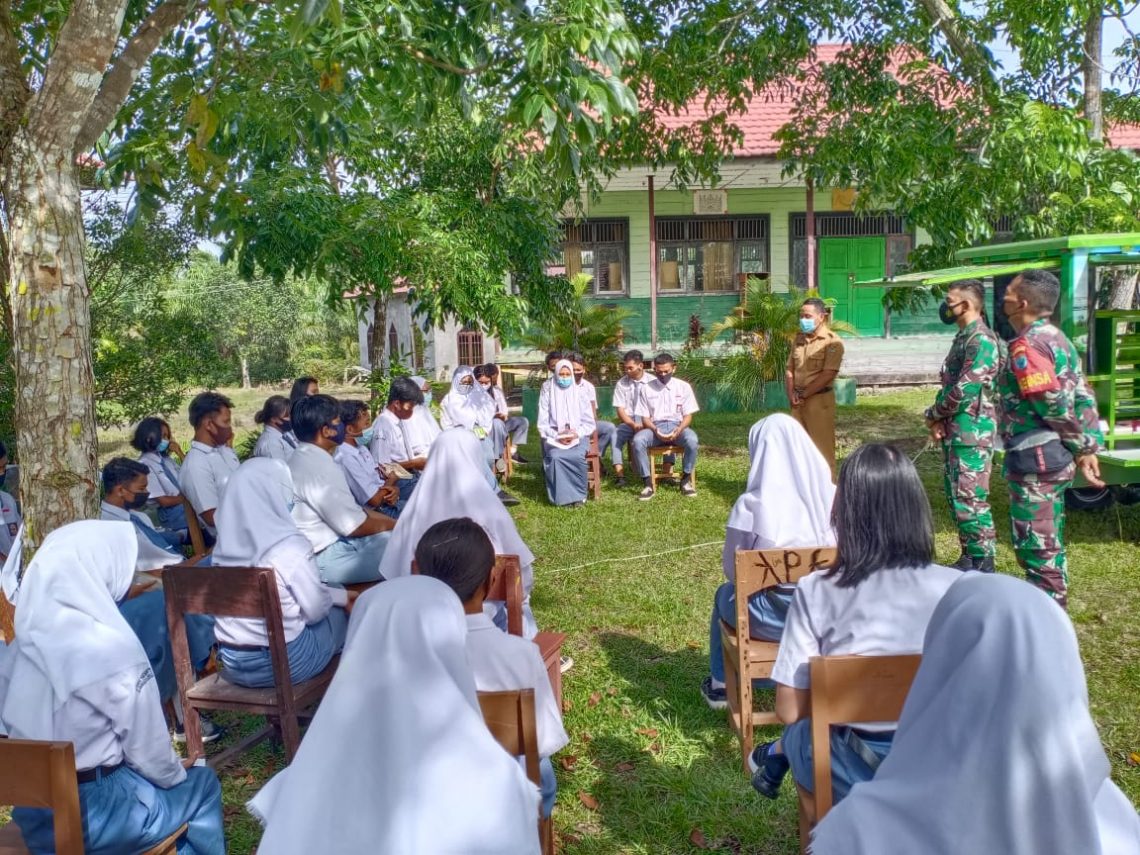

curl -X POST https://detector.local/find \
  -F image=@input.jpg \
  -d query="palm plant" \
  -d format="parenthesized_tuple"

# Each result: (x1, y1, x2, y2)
(680, 278, 852, 409)
(520, 273, 632, 381)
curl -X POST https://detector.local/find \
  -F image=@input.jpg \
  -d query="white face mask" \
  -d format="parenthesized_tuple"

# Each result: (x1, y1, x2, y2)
(458, 383, 473, 396)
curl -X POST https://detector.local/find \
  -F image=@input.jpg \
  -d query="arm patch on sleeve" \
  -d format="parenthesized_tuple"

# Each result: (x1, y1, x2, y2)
(1010, 338, 1060, 395)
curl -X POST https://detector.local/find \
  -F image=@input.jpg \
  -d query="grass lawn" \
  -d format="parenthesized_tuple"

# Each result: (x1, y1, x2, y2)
(99, 387, 1140, 853)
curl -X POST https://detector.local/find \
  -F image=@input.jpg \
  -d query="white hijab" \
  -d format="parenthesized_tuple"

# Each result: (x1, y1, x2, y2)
(0, 521, 143, 737)
(726, 414, 835, 547)
(542, 359, 589, 448)
(248, 575, 540, 854)
(405, 375, 442, 456)
(378, 430, 535, 588)
(441, 366, 495, 431)
(810, 574, 1140, 855)
(213, 458, 309, 567)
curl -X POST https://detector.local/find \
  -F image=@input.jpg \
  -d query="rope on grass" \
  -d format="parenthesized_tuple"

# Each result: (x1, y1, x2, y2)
(545, 540, 725, 575)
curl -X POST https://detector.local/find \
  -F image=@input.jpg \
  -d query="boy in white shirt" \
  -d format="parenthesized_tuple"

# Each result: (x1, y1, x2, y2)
(568, 351, 616, 467)
(631, 352, 700, 500)
(288, 394, 394, 585)
(608, 350, 657, 486)
(336, 398, 409, 518)
(0, 442, 21, 562)
(179, 391, 240, 536)
(415, 517, 568, 818)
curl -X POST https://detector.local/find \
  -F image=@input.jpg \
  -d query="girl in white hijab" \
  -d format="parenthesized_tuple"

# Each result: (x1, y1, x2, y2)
(440, 365, 499, 488)
(0, 521, 225, 854)
(810, 573, 1140, 855)
(213, 458, 349, 687)
(378, 429, 538, 636)
(248, 575, 541, 854)
(702, 414, 836, 709)
(537, 358, 596, 507)
(405, 374, 441, 456)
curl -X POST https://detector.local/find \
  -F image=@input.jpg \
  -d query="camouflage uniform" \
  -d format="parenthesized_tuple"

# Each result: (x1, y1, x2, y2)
(925, 318, 1003, 567)
(998, 318, 1103, 608)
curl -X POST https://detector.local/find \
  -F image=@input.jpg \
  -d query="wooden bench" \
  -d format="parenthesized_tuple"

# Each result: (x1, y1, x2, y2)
(585, 432, 602, 500)
(163, 564, 338, 769)
(647, 445, 694, 490)
(720, 547, 836, 773)
(478, 690, 552, 855)
(0, 739, 185, 855)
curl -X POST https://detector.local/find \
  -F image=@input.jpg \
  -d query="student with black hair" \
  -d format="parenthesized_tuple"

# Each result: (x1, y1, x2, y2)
(180, 392, 239, 536)
(0, 441, 21, 562)
(335, 398, 405, 517)
(631, 352, 700, 499)
(253, 394, 296, 461)
(99, 458, 184, 567)
(289, 376, 319, 405)
(475, 364, 530, 465)
(749, 444, 961, 813)
(568, 352, 616, 471)
(287, 394, 393, 585)
(415, 517, 567, 819)
(131, 417, 196, 546)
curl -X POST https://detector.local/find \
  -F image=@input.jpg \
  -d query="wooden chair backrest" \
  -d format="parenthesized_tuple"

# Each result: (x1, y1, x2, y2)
(181, 496, 207, 556)
(477, 689, 540, 786)
(808, 654, 921, 819)
(0, 739, 83, 855)
(0, 592, 13, 643)
(486, 555, 524, 637)
(732, 547, 837, 634)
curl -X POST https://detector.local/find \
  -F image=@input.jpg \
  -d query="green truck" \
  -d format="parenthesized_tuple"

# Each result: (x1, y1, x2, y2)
(860, 232, 1140, 509)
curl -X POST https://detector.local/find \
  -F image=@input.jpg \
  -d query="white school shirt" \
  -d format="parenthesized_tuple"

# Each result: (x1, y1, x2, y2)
(612, 373, 652, 417)
(137, 451, 181, 499)
(369, 408, 414, 468)
(214, 537, 348, 647)
(633, 377, 700, 423)
(253, 426, 294, 462)
(771, 563, 962, 693)
(334, 442, 384, 506)
(179, 441, 240, 532)
(577, 379, 598, 409)
(99, 502, 182, 572)
(465, 613, 569, 759)
(490, 386, 510, 417)
(0, 490, 21, 558)
(288, 443, 367, 554)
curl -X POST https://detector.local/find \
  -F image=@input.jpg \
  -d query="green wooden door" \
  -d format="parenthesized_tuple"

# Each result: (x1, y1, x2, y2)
(817, 237, 885, 336)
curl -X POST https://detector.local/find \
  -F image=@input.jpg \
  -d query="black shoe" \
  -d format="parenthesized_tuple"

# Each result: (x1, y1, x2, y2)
(497, 490, 520, 507)
(700, 676, 727, 710)
(638, 486, 655, 501)
(173, 716, 223, 745)
(511, 453, 529, 465)
(614, 475, 627, 488)
(749, 741, 789, 799)
(973, 556, 996, 573)
(952, 553, 975, 571)
(680, 479, 697, 497)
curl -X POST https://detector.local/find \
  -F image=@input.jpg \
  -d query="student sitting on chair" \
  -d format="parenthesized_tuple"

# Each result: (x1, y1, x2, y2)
(475, 364, 530, 466)
(131, 418, 201, 548)
(288, 394, 393, 585)
(368, 377, 431, 513)
(415, 517, 568, 819)
(246, 575, 541, 855)
(569, 351, 615, 469)
(100, 457, 187, 567)
(0, 441, 21, 563)
(631, 352, 700, 500)
(750, 444, 961, 811)
(285, 376, 319, 446)
(213, 459, 350, 688)
(0, 521, 225, 855)
(378, 429, 540, 637)
(400, 375, 442, 456)
(609, 349, 654, 487)
(441, 365, 518, 505)
(252, 394, 296, 460)
(535, 349, 564, 430)
(336, 398, 407, 518)
(809, 572, 1140, 855)
(537, 359, 596, 509)
(180, 391, 240, 537)
(700, 414, 836, 710)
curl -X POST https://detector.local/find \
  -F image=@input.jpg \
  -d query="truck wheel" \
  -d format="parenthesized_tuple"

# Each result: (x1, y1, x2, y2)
(1065, 487, 1114, 511)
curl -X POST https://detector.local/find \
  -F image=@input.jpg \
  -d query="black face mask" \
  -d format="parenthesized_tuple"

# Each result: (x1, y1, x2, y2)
(655, 372, 673, 384)
(280, 419, 292, 433)
(125, 490, 150, 510)
(938, 299, 959, 325)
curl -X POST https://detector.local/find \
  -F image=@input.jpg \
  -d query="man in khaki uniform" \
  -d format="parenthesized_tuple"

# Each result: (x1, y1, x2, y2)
(785, 298, 844, 477)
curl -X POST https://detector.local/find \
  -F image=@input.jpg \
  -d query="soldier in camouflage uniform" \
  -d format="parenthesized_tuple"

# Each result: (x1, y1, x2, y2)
(998, 269, 1104, 608)
(925, 280, 1003, 572)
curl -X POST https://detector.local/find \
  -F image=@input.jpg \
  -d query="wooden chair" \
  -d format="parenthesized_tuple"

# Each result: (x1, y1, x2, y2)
(181, 496, 207, 557)
(477, 690, 552, 855)
(647, 445, 695, 490)
(584, 432, 602, 501)
(502, 436, 515, 482)
(163, 564, 338, 769)
(0, 739, 185, 855)
(489, 555, 567, 709)
(719, 547, 837, 773)
(798, 654, 922, 849)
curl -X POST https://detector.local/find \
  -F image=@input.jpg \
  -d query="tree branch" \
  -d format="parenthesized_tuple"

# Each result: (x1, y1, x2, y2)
(913, 0, 999, 97)
(76, 0, 200, 154)
(0, 1, 32, 165)
(404, 45, 495, 77)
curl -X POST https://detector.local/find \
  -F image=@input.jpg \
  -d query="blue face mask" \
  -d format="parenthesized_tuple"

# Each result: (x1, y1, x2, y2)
(556, 376, 573, 389)
(359, 427, 375, 447)
(328, 422, 346, 445)
(423, 391, 432, 405)
(799, 317, 817, 334)
(157, 438, 170, 454)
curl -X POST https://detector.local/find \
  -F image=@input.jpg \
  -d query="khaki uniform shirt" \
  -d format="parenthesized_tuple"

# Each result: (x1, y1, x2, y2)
(788, 327, 844, 392)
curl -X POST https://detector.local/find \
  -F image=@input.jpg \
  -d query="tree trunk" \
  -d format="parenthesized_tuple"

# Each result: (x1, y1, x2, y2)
(4, 134, 99, 553)
(1107, 268, 1138, 309)
(240, 354, 251, 389)
(366, 295, 388, 407)
(1083, 7, 1104, 142)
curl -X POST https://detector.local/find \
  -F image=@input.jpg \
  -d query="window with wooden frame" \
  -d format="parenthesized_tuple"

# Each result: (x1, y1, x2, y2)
(655, 216, 768, 294)
(457, 325, 484, 367)
(557, 219, 629, 295)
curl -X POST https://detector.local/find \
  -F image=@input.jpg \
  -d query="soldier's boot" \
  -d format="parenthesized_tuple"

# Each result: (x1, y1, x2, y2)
(952, 553, 975, 571)
(972, 556, 996, 573)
